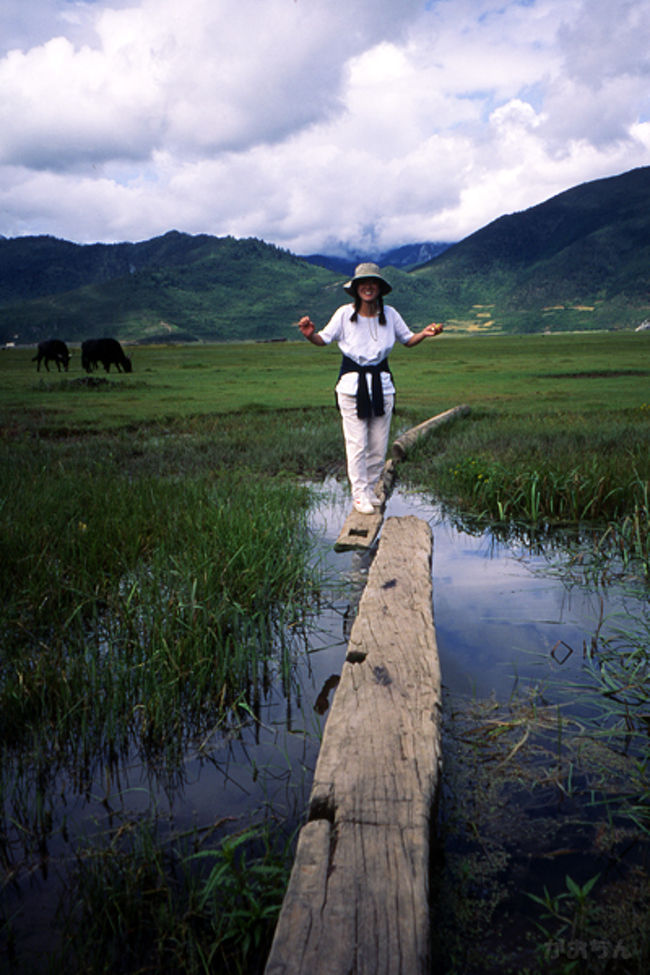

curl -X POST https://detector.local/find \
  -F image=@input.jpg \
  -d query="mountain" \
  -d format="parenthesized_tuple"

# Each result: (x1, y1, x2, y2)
(2, 166, 650, 344)
(302, 242, 451, 275)
(300, 254, 358, 276)
(0, 232, 345, 345)
(381, 242, 452, 269)
(411, 165, 650, 332)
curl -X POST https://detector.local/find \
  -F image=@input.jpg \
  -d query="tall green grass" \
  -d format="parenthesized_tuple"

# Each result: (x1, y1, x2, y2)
(0, 429, 327, 972)
(2, 334, 649, 971)
(0, 440, 322, 758)
(402, 407, 650, 575)
(54, 820, 292, 975)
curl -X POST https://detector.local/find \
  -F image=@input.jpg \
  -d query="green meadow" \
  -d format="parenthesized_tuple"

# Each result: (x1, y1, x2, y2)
(2, 331, 648, 424)
(1, 331, 649, 973)
(3, 332, 649, 555)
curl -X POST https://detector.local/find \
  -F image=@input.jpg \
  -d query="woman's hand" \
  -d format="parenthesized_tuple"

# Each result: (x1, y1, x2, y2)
(297, 315, 325, 345)
(298, 315, 316, 338)
(405, 322, 444, 347)
(422, 322, 444, 337)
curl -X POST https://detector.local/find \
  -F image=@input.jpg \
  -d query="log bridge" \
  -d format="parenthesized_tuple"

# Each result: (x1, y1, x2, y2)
(334, 404, 470, 552)
(265, 517, 441, 975)
(264, 406, 468, 975)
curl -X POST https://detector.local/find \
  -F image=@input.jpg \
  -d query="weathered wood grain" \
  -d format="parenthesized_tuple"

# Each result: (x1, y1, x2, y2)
(333, 508, 383, 552)
(265, 516, 441, 975)
(391, 404, 470, 461)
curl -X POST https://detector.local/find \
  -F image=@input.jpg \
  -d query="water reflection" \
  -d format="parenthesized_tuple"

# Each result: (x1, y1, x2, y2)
(313, 675, 341, 715)
(4, 475, 648, 970)
(305, 479, 649, 971)
(308, 477, 647, 704)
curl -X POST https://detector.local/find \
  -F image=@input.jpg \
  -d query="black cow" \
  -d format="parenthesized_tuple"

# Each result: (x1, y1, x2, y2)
(82, 337, 132, 374)
(81, 339, 100, 372)
(32, 339, 71, 372)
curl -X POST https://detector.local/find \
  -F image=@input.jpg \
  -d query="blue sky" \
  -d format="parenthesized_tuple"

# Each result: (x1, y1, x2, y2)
(1, 0, 649, 253)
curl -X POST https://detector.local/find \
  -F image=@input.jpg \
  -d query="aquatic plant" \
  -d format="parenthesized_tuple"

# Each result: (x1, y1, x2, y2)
(0, 433, 325, 971)
(54, 819, 293, 975)
(404, 407, 650, 576)
(433, 687, 650, 975)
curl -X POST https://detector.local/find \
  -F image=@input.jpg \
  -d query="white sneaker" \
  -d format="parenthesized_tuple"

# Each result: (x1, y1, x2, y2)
(353, 497, 375, 514)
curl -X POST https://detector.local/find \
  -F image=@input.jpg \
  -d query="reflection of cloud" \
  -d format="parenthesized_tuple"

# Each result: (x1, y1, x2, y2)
(2, 1, 650, 251)
(311, 483, 646, 704)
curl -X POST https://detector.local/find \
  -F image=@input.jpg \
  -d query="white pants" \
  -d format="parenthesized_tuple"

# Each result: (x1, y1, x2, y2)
(337, 392, 394, 500)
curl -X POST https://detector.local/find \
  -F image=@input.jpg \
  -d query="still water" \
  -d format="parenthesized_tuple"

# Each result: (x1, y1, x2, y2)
(4, 478, 648, 970)
(309, 478, 645, 704)
(307, 480, 650, 971)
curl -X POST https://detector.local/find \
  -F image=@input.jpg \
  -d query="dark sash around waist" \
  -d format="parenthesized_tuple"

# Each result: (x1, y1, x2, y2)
(338, 355, 393, 418)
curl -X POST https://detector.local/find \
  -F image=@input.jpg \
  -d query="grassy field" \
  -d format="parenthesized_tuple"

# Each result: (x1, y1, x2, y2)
(3, 331, 649, 540)
(2, 330, 648, 425)
(0, 332, 650, 414)
(1, 331, 649, 972)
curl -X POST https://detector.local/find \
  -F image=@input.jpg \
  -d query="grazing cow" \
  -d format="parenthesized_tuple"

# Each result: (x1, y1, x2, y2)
(82, 337, 132, 373)
(81, 339, 100, 372)
(32, 339, 71, 372)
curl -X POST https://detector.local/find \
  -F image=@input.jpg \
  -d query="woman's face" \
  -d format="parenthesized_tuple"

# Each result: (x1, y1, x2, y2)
(356, 278, 381, 303)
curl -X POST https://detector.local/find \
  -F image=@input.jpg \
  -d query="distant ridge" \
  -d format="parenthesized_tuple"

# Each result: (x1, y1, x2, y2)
(0, 233, 343, 345)
(423, 166, 650, 270)
(301, 254, 357, 276)
(2, 167, 650, 343)
(302, 242, 451, 276)
(0, 230, 252, 306)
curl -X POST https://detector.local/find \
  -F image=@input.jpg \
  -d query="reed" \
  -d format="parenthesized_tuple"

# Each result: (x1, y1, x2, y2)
(2, 335, 649, 971)
(0, 429, 325, 971)
(1, 455, 319, 738)
(402, 407, 650, 574)
(433, 683, 650, 975)
(560, 611, 650, 832)
(53, 819, 292, 975)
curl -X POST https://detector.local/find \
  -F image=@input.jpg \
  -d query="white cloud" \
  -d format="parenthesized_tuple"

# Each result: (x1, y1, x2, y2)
(1, 0, 649, 251)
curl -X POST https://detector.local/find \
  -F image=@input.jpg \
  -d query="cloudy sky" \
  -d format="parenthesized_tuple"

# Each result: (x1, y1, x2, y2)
(1, 0, 649, 254)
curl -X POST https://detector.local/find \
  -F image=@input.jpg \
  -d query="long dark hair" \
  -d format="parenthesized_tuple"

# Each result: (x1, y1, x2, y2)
(350, 290, 387, 324)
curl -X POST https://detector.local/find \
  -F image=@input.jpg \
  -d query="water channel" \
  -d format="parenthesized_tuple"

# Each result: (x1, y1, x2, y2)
(4, 478, 649, 972)
(297, 480, 650, 971)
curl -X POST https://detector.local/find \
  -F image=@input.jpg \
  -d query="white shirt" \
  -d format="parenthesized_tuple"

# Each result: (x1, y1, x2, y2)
(318, 303, 414, 396)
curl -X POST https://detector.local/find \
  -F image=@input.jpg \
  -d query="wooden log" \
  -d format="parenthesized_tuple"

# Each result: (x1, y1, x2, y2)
(333, 460, 397, 552)
(391, 403, 470, 461)
(334, 405, 469, 551)
(265, 516, 441, 975)
(333, 507, 383, 552)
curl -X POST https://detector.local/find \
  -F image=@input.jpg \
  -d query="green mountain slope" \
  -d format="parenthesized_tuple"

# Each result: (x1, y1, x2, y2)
(2, 166, 650, 344)
(412, 166, 650, 332)
(0, 233, 345, 344)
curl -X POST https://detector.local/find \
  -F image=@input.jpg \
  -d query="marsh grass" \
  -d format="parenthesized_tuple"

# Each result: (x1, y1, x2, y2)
(2, 334, 649, 972)
(1, 452, 318, 732)
(402, 407, 650, 575)
(0, 426, 329, 972)
(434, 680, 650, 974)
(53, 819, 292, 975)
(569, 611, 650, 834)
(428, 526, 650, 974)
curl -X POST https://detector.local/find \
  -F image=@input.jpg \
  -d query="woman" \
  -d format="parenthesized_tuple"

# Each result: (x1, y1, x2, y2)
(298, 262, 443, 514)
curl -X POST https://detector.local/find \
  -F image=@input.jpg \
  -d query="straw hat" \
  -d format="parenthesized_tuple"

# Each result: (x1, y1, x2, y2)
(343, 262, 392, 296)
